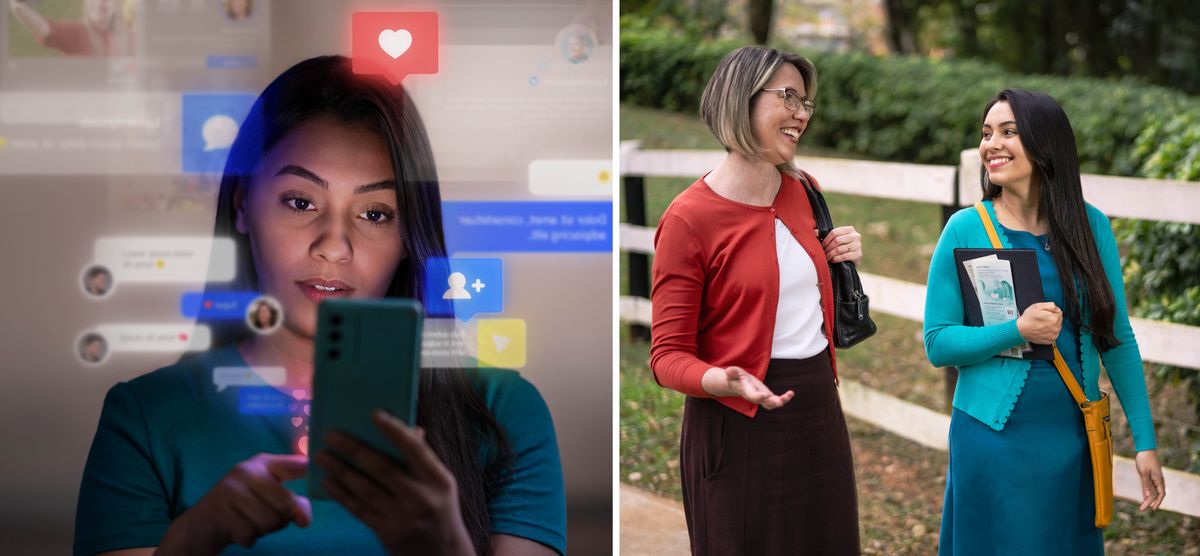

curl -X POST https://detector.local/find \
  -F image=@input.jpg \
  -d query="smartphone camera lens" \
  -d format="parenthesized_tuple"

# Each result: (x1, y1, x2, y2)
(328, 349, 340, 360)
(330, 331, 341, 342)
(331, 314, 343, 326)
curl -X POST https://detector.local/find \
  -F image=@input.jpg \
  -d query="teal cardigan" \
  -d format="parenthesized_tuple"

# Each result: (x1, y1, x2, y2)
(923, 199, 1156, 452)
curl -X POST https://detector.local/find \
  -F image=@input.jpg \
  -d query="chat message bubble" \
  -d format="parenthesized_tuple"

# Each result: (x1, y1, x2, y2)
(213, 366, 286, 393)
(237, 387, 293, 415)
(423, 258, 503, 322)
(528, 160, 613, 198)
(95, 236, 236, 284)
(351, 12, 439, 85)
(202, 115, 239, 151)
(181, 291, 261, 319)
(92, 324, 212, 353)
(442, 201, 611, 253)
(181, 92, 256, 174)
(421, 318, 477, 368)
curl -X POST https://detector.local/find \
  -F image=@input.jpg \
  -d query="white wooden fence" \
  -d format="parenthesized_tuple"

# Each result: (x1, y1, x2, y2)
(619, 141, 1200, 517)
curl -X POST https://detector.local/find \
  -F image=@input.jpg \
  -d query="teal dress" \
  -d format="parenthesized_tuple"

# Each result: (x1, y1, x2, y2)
(74, 346, 567, 555)
(939, 225, 1102, 555)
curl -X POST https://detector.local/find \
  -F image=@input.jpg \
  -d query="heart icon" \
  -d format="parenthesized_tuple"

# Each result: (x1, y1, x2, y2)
(178, 332, 189, 341)
(203, 300, 213, 309)
(377, 29, 412, 59)
(291, 417, 303, 428)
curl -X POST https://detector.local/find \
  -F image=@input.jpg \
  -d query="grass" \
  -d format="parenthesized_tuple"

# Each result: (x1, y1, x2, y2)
(619, 104, 1200, 553)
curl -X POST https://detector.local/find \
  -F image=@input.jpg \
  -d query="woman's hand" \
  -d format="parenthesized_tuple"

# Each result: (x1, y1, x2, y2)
(822, 225, 863, 264)
(1015, 301, 1062, 344)
(159, 454, 311, 555)
(1135, 450, 1166, 512)
(700, 366, 794, 409)
(313, 411, 475, 556)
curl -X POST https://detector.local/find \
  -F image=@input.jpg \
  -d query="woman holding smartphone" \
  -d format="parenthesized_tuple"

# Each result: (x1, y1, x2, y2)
(650, 46, 863, 555)
(74, 56, 566, 556)
(924, 89, 1165, 555)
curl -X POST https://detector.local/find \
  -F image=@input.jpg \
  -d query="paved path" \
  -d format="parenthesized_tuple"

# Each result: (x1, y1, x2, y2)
(618, 483, 690, 555)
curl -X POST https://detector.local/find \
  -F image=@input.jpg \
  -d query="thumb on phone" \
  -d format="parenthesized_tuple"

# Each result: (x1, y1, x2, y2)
(264, 454, 309, 481)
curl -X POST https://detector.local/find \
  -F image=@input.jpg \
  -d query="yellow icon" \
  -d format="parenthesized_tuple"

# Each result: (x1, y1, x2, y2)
(597, 169, 610, 183)
(476, 318, 526, 369)
(0, 136, 8, 151)
(156, 259, 165, 269)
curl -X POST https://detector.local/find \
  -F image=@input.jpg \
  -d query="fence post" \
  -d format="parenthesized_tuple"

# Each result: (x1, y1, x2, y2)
(942, 167, 960, 411)
(625, 173, 651, 341)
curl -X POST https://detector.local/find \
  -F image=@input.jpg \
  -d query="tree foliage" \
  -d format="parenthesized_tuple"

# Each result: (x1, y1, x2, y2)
(883, 0, 1200, 94)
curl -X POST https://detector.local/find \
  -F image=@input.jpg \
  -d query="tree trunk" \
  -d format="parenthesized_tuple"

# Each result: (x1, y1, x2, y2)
(883, 0, 918, 54)
(955, 0, 979, 58)
(748, 0, 774, 45)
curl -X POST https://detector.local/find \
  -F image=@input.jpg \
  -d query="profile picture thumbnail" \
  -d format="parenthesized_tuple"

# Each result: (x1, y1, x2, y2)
(81, 265, 114, 298)
(246, 296, 282, 334)
(556, 24, 596, 65)
(78, 332, 108, 364)
(223, 0, 253, 21)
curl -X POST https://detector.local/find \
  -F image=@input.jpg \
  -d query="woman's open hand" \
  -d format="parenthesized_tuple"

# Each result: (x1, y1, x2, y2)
(313, 410, 475, 555)
(823, 225, 863, 264)
(159, 454, 311, 554)
(1135, 450, 1166, 512)
(701, 366, 794, 409)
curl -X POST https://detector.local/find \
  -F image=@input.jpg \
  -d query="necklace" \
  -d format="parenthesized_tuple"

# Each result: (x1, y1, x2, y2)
(997, 197, 1051, 252)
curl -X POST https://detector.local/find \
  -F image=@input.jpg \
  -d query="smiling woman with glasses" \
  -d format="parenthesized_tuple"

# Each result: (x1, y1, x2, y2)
(647, 45, 863, 555)
(759, 87, 816, 116)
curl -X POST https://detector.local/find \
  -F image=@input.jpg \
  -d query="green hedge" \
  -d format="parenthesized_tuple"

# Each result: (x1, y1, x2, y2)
(1120, 110, 1200, 327)
(620, 20, 1200, 177)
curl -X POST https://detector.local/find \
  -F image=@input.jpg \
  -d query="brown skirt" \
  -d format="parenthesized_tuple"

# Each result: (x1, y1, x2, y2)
(680, 350, 861, 555)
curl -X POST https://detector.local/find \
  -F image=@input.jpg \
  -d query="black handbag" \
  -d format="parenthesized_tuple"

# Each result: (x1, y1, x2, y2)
(796, 171, 877, 348)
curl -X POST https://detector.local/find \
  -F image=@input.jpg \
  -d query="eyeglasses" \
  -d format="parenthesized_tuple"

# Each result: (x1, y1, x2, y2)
(760, 88, 816, 115)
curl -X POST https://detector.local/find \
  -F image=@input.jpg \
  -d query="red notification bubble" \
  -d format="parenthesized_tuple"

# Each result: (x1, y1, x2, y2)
(352, 12, 439, 85)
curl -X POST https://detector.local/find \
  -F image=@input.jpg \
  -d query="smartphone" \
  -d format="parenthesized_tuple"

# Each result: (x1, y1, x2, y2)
(307, 299, 423, 499)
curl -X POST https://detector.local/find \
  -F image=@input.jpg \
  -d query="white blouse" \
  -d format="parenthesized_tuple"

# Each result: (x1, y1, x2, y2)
(770, 218, 829, 359)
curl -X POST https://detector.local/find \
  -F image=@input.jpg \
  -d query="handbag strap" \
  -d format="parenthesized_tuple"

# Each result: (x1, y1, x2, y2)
(795, 171, 832, 237)
(973, 202, 1089, 406)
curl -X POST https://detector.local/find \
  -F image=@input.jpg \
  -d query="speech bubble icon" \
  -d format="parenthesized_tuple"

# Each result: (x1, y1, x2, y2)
(213, 365, 286, 392)
(352, 12, 438, 85)
(201, 114, 238, 151)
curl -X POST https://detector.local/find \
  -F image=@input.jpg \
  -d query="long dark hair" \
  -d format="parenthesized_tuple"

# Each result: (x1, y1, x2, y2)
(203, 55, 511, 554)
(981, 88, 1119, 351)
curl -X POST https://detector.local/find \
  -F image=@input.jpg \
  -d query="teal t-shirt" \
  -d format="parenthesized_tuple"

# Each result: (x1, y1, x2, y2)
(73, 346, 567, 555)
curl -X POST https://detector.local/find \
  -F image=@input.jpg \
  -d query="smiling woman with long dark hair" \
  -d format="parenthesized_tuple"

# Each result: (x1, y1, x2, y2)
(73, 56, 566, 556)
(924, 89, 1165, 555)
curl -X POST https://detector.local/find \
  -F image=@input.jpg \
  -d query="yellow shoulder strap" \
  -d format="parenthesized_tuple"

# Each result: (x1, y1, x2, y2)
(973, 202, 1088, 405)
(973, 202, 1003, 249)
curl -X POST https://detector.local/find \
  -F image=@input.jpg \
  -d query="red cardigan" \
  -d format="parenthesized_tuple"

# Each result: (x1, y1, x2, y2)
(649, 171, 838, 417)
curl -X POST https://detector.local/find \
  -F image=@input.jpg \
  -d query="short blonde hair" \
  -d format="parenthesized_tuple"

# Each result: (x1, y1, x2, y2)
(700, 46, 817, 169)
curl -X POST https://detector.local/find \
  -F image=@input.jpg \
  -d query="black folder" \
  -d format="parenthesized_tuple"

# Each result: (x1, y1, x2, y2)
(952, 248, 1053, 360)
